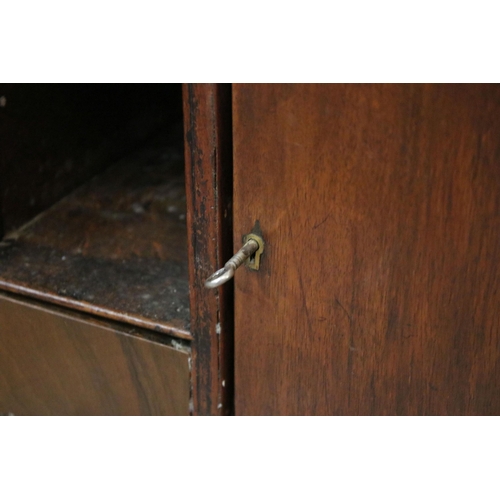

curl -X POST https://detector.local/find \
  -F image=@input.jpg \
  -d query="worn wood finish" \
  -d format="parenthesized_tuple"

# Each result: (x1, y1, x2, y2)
(183, 84, 233, 415)
(233, 84, 500, 415)
(0, 133, 191, 340)
(0, 293, 190, 416)
(0, 84, 182, 235)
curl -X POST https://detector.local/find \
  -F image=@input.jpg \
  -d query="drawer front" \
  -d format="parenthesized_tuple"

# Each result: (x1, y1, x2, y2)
(0, 294, 190, 415)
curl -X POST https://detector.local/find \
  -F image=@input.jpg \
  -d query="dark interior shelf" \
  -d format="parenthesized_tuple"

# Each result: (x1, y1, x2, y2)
(0, 137, 191, 340)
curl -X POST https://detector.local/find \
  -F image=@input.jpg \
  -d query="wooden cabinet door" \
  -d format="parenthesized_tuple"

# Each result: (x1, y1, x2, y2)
(233, 84, 500, 415)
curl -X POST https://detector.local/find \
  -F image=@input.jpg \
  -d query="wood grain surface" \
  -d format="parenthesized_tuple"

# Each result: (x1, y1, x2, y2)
(0, 293, 190, 416)
(0, 132, 190, 340)
(233, 84, 500, 415)
(183, 84, 234, 415)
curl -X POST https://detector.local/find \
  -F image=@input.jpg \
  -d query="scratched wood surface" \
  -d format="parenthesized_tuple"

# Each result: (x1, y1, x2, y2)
(0, 131, 191, 340)
(0, 293, 190, 416)
(233, 84, 500, 415)
(183, 84, 234, 415)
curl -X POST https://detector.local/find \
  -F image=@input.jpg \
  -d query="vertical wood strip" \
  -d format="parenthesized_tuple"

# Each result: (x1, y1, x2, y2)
(183, 84, 233, 415)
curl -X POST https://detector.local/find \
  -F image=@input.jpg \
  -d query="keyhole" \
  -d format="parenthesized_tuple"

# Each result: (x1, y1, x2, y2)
(248, 250, 256, 266)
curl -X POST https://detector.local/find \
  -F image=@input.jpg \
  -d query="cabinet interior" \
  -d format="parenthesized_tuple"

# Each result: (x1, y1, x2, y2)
(0, 84, 190, 339)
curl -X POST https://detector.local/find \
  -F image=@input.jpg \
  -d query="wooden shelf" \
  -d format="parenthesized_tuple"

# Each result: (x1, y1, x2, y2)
(0, 138, 191, 340)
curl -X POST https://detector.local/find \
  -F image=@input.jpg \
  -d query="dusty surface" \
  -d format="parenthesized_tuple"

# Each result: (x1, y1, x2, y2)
(0, 143, 191, 339)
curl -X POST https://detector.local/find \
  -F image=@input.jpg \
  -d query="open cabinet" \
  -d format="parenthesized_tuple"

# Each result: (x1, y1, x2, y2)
(2, 84, 500, 416)
(0, 84, 232, 415)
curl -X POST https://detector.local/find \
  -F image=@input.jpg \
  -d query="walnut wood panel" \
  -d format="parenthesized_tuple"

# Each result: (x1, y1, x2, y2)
(183, 84, 234, 415)
(0, 134, 190, 340)
(233, 84, 500, 415)
(0, 293, 190, 415)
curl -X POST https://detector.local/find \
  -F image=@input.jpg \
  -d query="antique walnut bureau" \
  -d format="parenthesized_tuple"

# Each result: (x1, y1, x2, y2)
(1, 84, 500, 415)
